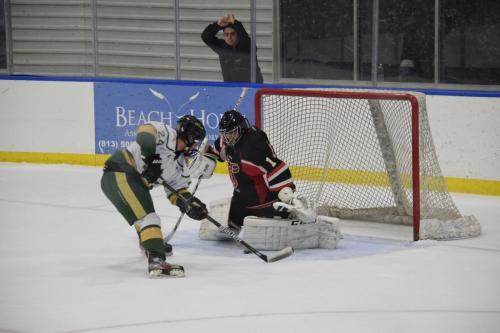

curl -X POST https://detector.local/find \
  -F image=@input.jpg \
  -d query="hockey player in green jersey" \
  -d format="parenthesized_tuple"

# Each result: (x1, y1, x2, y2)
(100, 115, 215, 278)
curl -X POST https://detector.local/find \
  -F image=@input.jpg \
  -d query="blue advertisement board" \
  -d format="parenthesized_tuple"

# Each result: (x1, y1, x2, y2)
(94, 82, 255, 154)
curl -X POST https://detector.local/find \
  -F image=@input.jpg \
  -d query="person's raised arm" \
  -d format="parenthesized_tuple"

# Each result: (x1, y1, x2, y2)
(201, 16, 226, 50)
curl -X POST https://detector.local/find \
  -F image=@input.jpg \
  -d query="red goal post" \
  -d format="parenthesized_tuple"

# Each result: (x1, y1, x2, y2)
(254, 88, 480, 241)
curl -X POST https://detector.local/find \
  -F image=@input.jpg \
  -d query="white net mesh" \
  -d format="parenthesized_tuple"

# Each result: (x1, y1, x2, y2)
(256, 88, 480, 240)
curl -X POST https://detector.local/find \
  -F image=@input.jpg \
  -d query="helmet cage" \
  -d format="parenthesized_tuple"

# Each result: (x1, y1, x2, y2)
(219, 109, 245, 146)
(221, 126, 242, 146)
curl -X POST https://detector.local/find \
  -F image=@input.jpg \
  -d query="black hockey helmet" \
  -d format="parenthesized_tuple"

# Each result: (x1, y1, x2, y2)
(176, 115, 206, 150)
(219, 109, 248, 145)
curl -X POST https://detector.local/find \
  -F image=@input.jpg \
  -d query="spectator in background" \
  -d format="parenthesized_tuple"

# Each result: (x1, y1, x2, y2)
(201, 14, 263, 83)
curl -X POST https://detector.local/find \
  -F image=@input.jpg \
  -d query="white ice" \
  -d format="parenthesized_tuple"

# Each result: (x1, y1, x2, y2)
(0, 163, 499, 333)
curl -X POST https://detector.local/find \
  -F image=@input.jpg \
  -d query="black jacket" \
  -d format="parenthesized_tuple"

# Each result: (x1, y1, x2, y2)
(201, 20, 263, 83)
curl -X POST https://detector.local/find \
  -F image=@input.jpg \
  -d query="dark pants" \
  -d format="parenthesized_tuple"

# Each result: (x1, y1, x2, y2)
(228, 194, 289, 229)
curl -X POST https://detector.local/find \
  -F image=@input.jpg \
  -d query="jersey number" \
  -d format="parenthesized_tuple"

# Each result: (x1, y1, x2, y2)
(228, 161, 239, 188)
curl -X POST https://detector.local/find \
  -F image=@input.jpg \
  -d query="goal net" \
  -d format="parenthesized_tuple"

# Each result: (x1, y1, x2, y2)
(254, 88, 480, 241)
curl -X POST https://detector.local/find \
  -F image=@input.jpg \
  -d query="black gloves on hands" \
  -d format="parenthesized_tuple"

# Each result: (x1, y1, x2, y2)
(184, 196, 208, 220)
(141, 154, 163, 184)
(170, 190, 208, 221)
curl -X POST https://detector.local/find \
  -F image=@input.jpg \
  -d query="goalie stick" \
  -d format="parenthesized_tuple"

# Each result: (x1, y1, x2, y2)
(233, 87, 249, 111)
(160, 179, 294, 263)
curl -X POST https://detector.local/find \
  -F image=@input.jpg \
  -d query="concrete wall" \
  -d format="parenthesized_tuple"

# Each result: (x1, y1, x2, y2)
(0, 78, 499, 195)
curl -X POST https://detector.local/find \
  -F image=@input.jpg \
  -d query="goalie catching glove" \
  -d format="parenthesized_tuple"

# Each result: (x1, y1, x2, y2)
(273, 187, 317, 223)
(169, 189, 208, 220)
(188, 152, 217, 179)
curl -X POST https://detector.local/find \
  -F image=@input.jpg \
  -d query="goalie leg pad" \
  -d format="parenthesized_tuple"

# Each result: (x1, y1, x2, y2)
(243, 216, 343, 250)
(199, 219, 228, 241)
(198, 197, 232, 241)
(243, 217, 320, 250)
(317, 215, 342, 249)
(287, 220, 320, 249)
(242, 217, 289, 250)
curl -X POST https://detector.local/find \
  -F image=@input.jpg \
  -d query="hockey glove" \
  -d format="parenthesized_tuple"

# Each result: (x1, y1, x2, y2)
(273, 188, 317, 224)
(188, 153, 217, 179)
(169, 189, 208, 221)
(141, 154, 163, 184)
(185, 196, 208, 220)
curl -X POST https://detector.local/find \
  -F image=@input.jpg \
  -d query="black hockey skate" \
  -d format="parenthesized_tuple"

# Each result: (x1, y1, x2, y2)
(148, 257, 185, 278)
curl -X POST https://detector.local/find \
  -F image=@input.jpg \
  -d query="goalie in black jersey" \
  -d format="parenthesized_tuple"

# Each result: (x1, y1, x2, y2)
(207, 109, 296, 232)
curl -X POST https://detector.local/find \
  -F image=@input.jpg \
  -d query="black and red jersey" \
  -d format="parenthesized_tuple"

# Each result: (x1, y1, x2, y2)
(212, 127, 295, 209)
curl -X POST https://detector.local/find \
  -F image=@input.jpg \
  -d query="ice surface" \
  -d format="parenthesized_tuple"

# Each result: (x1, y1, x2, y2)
(0, 163, 499, 333)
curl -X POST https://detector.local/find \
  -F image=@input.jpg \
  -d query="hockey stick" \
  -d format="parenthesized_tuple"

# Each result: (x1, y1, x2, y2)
(233, 87, 249, 111)
(161, 179, 294, 263)
(163, 176, 202, 242)
(163, 137, 209, 243)
(163, 89, 247, 243)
